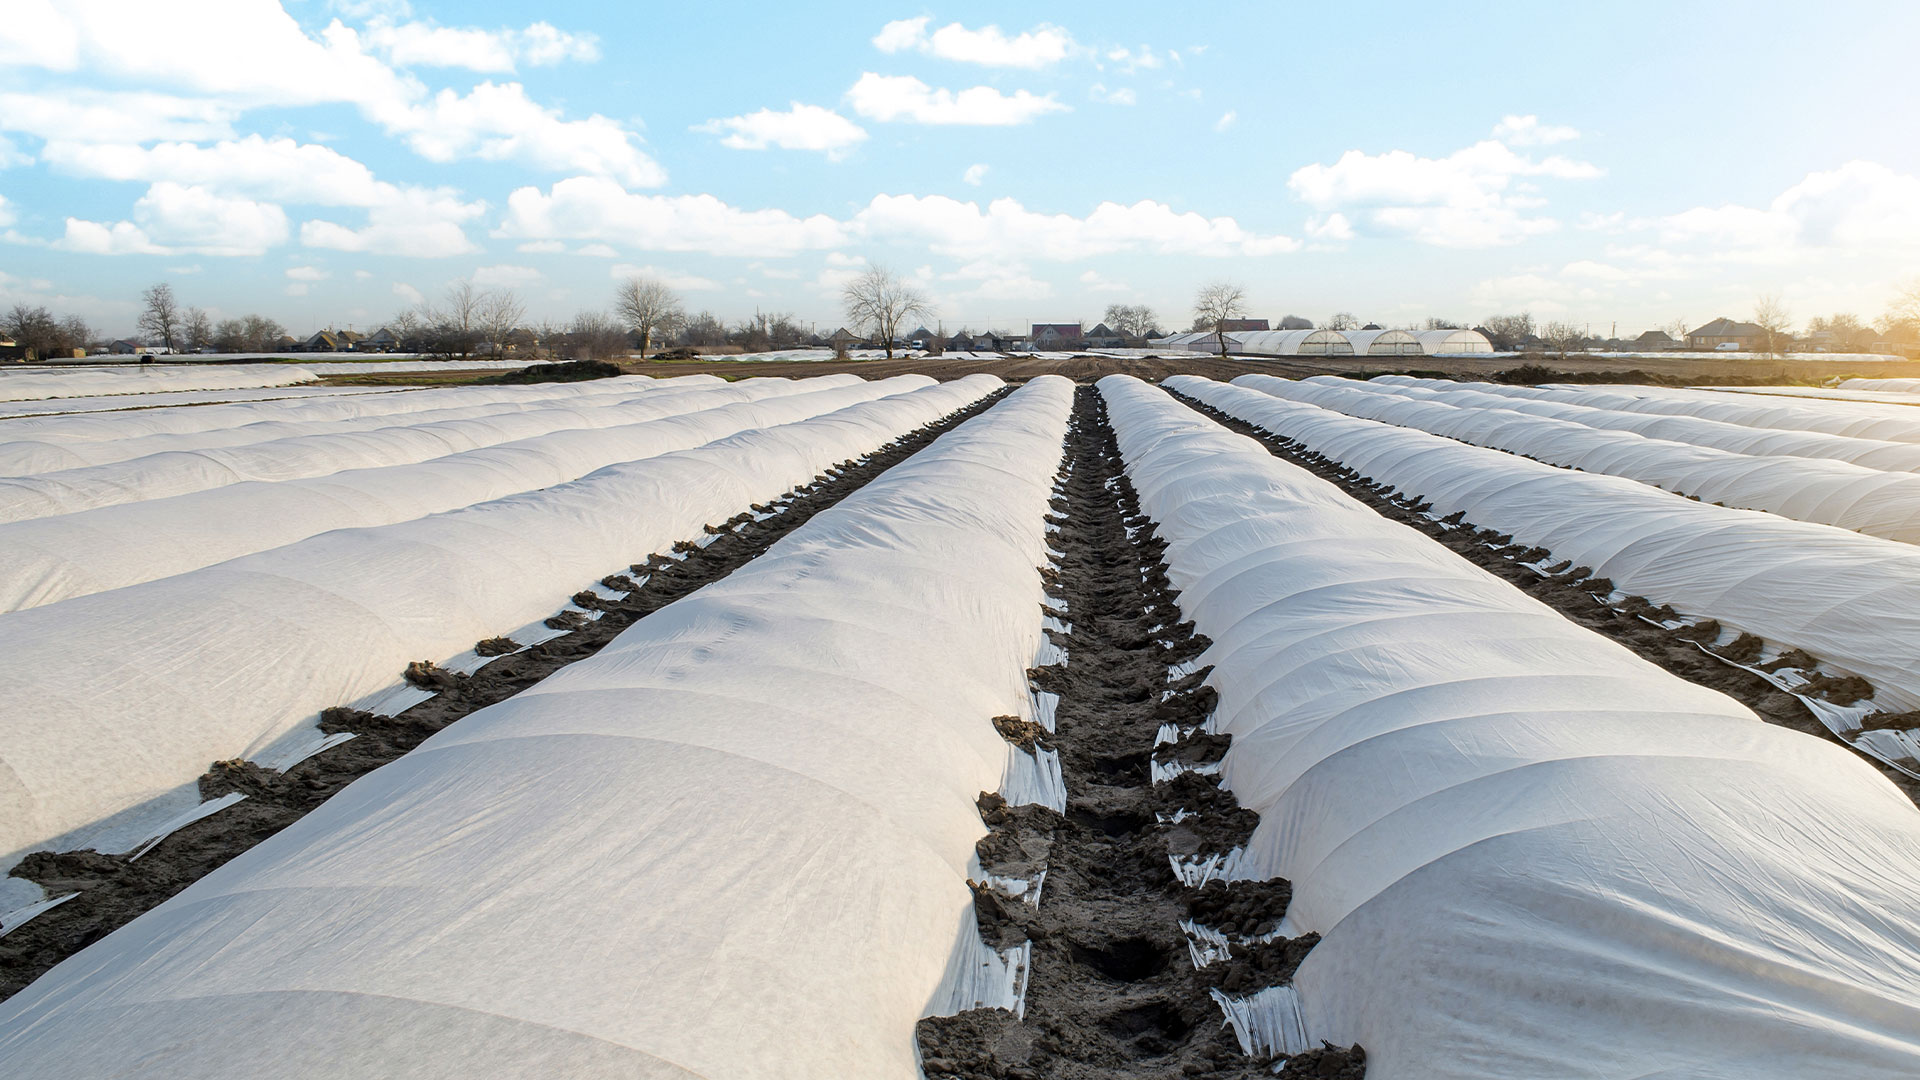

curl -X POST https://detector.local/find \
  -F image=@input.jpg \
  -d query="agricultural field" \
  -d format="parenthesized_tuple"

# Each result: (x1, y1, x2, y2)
(1, 361, 1919, 1079)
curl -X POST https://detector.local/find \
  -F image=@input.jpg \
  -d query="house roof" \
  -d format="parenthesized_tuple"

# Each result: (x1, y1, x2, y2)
(1690, 317, 1765, 337)
(828, 327, 859, 340)
(1087, 323, 1119, 337)
(1030, 323, 1082, 337)
(1632, 329, 1675, 344)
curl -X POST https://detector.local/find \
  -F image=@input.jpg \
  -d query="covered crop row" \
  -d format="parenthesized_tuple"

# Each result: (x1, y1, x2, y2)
(1170, 375, 1920, 715)
(0, 364, 323, 403)
(0, 375, 714, 476)
(0, 375, 852, 524)
(0, 376, 1076, 1080)
(0, 376, 918, 611)
(1379, 375, 1920, 446)
(1239, 375, 1920, 545)
(1103, 374, 1920, 1079)
(0, 375, 1000, 872)
(0, 385, 404, 421)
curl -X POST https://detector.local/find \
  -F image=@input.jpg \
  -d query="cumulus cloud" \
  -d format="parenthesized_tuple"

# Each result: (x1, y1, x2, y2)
(1105, 46, 1163, 73)
(695, 103, 867, 159)
(300, 186, 484, 256)
(0, 194, 14, 228)
(470, 264, 542, 287)
(872, 17, 1076, 68)
(391, 81, 665, 188)
(0, 90, 241, 144)
(609, 263, 721, 291)
(848, 73, 1069, 126)
(854, 194, 1299, 259)
(43, 135, 403, 207)
(574, 242, 619, 257)
(1288, 139, 1602, 247)
(496, 176, 851, 258)
(1492, 114, 1580, 146)
(963, 163, 989, 186)
(59, 182, 290, 256)
(363, 18, 599, 72)
(1089, 84, 1136, 106)
(392, 281, 425, 305)
(941, 259, 1052, 302)
(1078, 269, 1131, 293)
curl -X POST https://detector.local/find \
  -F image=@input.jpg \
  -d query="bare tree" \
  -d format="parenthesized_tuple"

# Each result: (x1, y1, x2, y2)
(1423, 316, 1463, 331)
(567, 311, 631, 361)
(1753, 294, 1792, 357)
(388, 309, 426, 351)
(242, 314, 287, 352)
(1102, 303, 1159, 341)
(58, 313, 93, 355)
(477, 289, 526, 356)
(614, 276, 685, 355)
(4, 303, 54, 358)
(138, 283, 181, 352)
(1806, 313, 1875, 352)
(1193, 280, 1248, 357)
(680, 310, 727, 347)
(182, 307, 213, 353)
(1481, 313, 1535, 350)
(842, 266, 932, 359)
(1663, 318, 1691, 346)
(1541, 321, 1584, 358)
(1324, 311, 1360, 331)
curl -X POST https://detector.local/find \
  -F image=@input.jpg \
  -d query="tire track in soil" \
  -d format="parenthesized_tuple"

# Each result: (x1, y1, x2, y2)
(917, 386, 1365, 1079)
(1171, 387, 1920, 809)
(0, 388, 1011, 1003)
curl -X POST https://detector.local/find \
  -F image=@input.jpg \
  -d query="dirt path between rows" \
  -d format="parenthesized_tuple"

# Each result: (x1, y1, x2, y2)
(916, 387, 1364, 1078)
(0, 389, 1009, 1003)
(1170, 388, 1920, 809)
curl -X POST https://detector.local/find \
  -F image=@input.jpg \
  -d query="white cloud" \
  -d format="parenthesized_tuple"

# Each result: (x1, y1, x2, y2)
(470, 264, 542, 287)
(1105, 46, 1163, 73)
(963, 163, 989, 187)
(354, 269, 373, 279)
(1288, 139, 1601, 247)
(848, 73, 1069, 126)
(43, 135, 402, 208)
(0, 90, 241, 144)
(695, 103, 867, 159)
(300, 186, 484, 256)
(1214, 110, 1236, 133)
(609, 263, 721, 291)
(363, 18, 599, 73)
(942, 259, 1050, 302)
(0, 5, 655, 185)
(1089, 84, 1136, 106)
(1492, 114, 1580, 146)
(0, 194, 14, 229)
(854, 194, 1299, 259)
(517, 240, 565, 253)
(573, 243, 619, 257)
(496, 176, 850, 258)
(1304, 213, 1354, 241)
(1078, 269, 1131, 293)
(285, 265, 330, 281)
(391, 81, 665, 188)
(872, 17, 1076, 68)
(392, 281, 425, 305)
(0, 135, 31, 169)
(58, 182, 289, 256)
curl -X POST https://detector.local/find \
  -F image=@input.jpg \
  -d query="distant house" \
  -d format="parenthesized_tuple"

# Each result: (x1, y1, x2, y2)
(1687, 317, 1766, 351)
(1631, 329, 1680, 351)
(1218, 318, 1270, 333)
(827, 327, 861, 352)
(360, 327, 400, 352)
(1029, 323, 1083, 349)
(947, 329, 978, 351)
(905, 325, 936, 347)
(109, 338, 142, 354)
(1084, 322, 1126, 348)
(299, 330, 343, 352)
(0, 338, 24, 362)
(273, 334, 299, 352)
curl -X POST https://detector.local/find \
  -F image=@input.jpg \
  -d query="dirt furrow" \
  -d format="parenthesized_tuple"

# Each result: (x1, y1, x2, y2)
(0, 387, 1009, 1002)
(1171, 386, 1920, 809)
(917, 386, 1363, 1079)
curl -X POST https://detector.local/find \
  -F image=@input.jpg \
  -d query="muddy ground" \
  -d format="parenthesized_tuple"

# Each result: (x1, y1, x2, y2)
(315, 349, 1920, 390)
(0, 389, 1008, 1002)
(917, 386, 1363, 1078)
(1171, 388, 1920, 809)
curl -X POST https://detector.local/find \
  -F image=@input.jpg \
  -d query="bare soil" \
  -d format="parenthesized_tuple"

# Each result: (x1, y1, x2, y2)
(0, 389, 1008, 1002)
(917, 386, 1363, 1078)
(313, 351, 1920, 390)
(1171, 388, 1920, 808)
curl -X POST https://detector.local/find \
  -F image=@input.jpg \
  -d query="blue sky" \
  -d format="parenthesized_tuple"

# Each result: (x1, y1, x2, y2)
(2, 0, 1917, 338)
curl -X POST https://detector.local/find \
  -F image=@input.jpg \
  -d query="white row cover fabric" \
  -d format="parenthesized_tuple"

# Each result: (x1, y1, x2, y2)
(0, 376, 907, 612)
(1172, 375, 1920, 713)
(0, 364, 320, 402)
(0, 385, 403, 420)
(0, 376, 850, 524)
(1377, 375, 1920, 446)
(0, 375, 998, 868)
(0, 375, 712, 477)
(1842, 377, 1920, 393)
(1350, 376, 1920, 471)
(1707, 385, 1920, 407)
(1237, 375, 1920, 546)
(1105, 374, 1920, 1079)
(0, 376, 1075, 1080)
